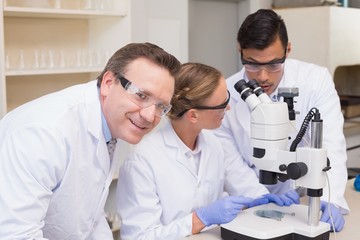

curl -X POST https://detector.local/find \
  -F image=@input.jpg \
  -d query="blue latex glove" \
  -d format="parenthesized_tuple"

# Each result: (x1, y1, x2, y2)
(263, 189, 300, 207)
(195, 196, 254, 226)
(247, 197, 269, 208)
(320, 201, 345, 232)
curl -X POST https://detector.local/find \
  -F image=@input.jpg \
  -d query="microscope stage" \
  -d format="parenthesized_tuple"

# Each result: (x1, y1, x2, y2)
(221, 203, 330, 240)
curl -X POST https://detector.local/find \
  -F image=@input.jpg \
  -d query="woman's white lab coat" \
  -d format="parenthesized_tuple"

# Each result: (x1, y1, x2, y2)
(0, 81, 115, 239)
(116, 119, 268, 240)
(215, 59, 349, 213)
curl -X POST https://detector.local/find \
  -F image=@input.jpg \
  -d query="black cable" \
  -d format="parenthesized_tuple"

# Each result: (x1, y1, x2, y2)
(289, 107, 318, 152)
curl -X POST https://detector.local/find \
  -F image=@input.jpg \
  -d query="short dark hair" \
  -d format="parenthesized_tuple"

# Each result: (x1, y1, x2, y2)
(237, 9, 288, 50)
(97, 42, 181, 87)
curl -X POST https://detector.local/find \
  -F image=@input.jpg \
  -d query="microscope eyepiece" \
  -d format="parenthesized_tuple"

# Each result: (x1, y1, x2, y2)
(234, 79, 253, 101)
(248, 79, 266, 97)
(234, 79, 248, 93)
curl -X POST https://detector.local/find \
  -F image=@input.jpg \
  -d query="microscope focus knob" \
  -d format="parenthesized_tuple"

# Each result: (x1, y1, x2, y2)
(279, 164, 287, 172)
(287, 162, 308, 180)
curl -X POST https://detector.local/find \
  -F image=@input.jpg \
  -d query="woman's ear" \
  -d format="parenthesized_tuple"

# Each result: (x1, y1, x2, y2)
(186, 109, 198, 123)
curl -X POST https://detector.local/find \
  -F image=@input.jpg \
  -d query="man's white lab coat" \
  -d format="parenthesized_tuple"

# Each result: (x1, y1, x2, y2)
(0, 81, 115, 239)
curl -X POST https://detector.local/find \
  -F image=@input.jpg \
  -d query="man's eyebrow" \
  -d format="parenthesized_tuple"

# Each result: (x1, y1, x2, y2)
(134, 85, 153, 97)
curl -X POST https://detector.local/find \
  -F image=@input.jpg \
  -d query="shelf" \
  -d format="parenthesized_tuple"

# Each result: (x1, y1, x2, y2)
(4, 6, 126, 19)
(6, 67, 103, 76)
(1, 0, 131, 117)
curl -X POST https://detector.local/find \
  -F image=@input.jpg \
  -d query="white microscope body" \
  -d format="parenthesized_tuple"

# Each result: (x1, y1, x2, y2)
(221, 79, 330, 240)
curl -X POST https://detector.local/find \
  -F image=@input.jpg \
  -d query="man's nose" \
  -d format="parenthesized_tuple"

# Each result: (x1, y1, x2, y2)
(139, 104, 156, 122)
(257, 68, 269, 82)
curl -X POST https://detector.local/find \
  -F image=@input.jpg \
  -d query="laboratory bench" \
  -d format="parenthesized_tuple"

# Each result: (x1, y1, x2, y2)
(344, 117, 360, 178)
(183, 178, 358, 240)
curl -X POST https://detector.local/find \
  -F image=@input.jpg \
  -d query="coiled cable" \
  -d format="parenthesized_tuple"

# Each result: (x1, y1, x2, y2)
(289, 107, 318, 152)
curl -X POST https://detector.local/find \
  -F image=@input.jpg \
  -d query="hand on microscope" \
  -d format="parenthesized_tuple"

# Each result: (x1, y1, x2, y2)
(320, 201, 345, 232)
(195, 196, 259, 226)
(248, 189, 300, 208)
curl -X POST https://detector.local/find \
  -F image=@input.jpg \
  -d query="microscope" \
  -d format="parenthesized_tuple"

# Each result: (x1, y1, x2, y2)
(221, 79, 331, 240)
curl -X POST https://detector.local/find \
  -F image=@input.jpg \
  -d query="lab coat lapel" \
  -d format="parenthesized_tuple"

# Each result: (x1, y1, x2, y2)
(282, 61, 297, 89)
(162, 120, 198, 179)
(84, 81, 110, 175)
(195, 133, 206, 184)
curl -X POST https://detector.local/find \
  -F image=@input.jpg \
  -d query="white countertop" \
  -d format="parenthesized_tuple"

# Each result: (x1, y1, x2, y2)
(184, 179, 358, 240)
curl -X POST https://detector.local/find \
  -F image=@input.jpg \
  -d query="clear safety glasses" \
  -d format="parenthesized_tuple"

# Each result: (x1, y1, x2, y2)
(177, 90, 231, 117)
(119, 76, 172, 117)
(241, 49, 287, 73)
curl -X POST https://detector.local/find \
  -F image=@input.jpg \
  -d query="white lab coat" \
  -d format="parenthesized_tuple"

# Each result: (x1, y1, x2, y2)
(116, 119, 267, 240)
(0, 81, 115, 239)
(215, 59, 349, 213)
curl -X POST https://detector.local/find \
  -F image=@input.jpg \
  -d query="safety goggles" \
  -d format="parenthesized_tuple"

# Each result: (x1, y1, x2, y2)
(119, 76, 172, 117)
(241, 49, 286, 73)
(177, 90, 230, 117)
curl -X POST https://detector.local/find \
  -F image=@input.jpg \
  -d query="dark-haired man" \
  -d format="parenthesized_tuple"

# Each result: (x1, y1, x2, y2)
(215, 9, 348, 232)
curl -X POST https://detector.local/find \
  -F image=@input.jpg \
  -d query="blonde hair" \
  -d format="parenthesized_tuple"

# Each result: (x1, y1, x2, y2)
(168, 62, 222, 119)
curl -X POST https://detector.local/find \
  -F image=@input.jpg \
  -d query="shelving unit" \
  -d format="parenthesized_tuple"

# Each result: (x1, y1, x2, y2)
(0, 0, 131, 117)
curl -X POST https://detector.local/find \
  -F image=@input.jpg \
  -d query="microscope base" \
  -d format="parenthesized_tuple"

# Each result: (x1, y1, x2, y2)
(221, 203, 330, 240)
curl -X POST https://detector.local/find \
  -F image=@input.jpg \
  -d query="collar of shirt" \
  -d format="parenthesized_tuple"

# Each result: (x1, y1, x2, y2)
(270, 92, 279, 102)
(98, 87, 112, 142)
(184, 144, 201, 158)
(270, 73, 287, 102)
(169, 122, 202, 160)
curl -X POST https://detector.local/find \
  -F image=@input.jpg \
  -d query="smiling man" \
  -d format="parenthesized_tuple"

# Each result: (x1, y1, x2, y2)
(0, 42, 180, 239)
(214, 9, 349, 232)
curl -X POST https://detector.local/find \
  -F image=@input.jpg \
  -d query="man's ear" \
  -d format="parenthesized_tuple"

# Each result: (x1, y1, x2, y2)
(102, 71, 116, 87)
(237, 43, 241, 53)
(100, 71, 116, 96)
(286, 42, 292, 56)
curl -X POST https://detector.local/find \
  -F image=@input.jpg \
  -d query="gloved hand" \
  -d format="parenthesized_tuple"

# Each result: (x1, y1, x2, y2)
(320, 201, 345, 232)
(195, 196, 254, 226)
(263, 189, 300, 207)
(247, 197, 269, 208)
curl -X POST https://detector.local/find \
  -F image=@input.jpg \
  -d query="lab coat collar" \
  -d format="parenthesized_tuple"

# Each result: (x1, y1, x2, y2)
(282, 59, 297, 87)
(97, 87, 112, 143)
(84, 80, 111, 175)
(161, 119, 202, 179)
(85, 80, 102, 139)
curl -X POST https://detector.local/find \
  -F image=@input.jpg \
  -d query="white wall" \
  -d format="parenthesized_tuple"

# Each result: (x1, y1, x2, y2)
(188, 0, 239, 78)
(130, 0, 189, 63)
(129, 0, 272, 75)
(188, 0, 272, 78)
(276, 6, 360, 78)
